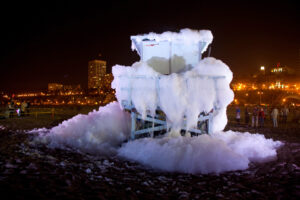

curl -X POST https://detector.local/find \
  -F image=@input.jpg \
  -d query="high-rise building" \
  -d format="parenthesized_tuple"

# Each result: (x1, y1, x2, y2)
(88, 59, 107, 89)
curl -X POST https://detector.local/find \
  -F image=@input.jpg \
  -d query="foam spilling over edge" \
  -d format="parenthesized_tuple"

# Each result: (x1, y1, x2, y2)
(112, 57, 234, 133)
(131, 28, 213, 53)
(32, 102, 131, 156)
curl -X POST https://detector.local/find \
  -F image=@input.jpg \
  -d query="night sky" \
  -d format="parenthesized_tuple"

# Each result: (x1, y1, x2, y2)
(0, 0, 299, 92)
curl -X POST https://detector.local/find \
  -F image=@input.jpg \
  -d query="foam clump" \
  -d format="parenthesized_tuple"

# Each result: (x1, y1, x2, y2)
(118, 131, 282, 174)
(112, 57, 233, 133)
(131, 28, 213, 53)
(211, 131, 282, 162)
(35, 102, 131, 156)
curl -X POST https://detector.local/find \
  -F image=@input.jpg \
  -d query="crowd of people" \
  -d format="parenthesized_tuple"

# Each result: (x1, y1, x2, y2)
(7, 100, 30, 118)
(235, 105, 294, 128)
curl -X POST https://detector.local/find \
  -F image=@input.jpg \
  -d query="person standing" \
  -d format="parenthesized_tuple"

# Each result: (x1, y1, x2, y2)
(26, 101, 30, 116)
(252, 106, 259, 128)
(21, 101, 27, 117)
(271, 107, 279, 127)
(8, 101, 15, 118)
(282, 106, 289, 124)
(279, 107, 283, 123)
(235, 106, 241, 125)
(264, 106, 268, 122)
(244, 107, 250, 126)
(258, 107, 265, 128)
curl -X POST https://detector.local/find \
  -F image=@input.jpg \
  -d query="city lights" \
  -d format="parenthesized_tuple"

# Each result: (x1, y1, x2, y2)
(231, 63, 300, 105)
(232, 82, 300, 92)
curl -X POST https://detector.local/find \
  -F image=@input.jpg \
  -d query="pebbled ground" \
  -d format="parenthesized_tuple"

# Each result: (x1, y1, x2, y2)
(0, 122, 299, 199)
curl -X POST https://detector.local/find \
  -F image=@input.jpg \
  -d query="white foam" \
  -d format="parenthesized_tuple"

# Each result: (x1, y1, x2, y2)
(112, 57, 233, 133)
(118, 131, 282, 174)
(34, 102, 131, 156)
(31, 103, 282, 174)
(131, 28, 213, 53)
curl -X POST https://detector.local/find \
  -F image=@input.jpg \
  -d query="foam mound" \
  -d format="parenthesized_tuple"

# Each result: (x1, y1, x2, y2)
(118, 131, 282, 174)
(31, 102, 282, 174)
(34, 102, 131, 156)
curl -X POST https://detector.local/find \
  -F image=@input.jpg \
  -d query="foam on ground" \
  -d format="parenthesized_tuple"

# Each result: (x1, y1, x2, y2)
(33, 102, 131, 156)
(118, 131, 282, 174)
(31, 102, 282, 174)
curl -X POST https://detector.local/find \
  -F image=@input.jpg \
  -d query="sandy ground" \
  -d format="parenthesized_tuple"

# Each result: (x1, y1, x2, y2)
(0, 114, 299, 199)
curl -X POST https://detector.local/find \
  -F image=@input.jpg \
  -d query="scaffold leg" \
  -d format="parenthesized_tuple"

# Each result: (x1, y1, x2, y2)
(131, 111, 136, 140)
(150, 115, 154, 138)
(208, 113, 213, 134)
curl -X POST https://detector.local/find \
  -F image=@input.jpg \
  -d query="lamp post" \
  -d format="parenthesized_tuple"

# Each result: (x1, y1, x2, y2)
(258, 91, 263, 105)
(260, 66, 265, 75)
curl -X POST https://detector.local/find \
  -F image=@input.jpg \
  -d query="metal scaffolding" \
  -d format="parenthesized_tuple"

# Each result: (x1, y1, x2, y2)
(119, 75, 225, 140)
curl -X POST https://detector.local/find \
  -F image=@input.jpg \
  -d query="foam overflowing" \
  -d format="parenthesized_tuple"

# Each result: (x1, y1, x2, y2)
(34, 102, 131, 156)
(131, 29, 213, 53)
(118, 131, 282, 174)
(112, 57, 234, 133)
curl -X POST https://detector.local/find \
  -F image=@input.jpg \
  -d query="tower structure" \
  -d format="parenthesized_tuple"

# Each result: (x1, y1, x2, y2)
(88, 59, 107, 89)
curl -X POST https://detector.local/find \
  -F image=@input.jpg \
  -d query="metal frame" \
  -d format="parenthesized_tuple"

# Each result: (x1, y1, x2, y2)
(118, 75, 225, 140)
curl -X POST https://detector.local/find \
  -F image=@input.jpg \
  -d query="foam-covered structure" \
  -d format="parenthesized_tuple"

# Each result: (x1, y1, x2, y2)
(112, 29, 234, 139)
(31, 29, 282, 174)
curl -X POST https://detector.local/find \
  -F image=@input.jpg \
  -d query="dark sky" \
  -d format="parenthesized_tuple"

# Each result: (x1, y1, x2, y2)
(0, 0, 299, 92)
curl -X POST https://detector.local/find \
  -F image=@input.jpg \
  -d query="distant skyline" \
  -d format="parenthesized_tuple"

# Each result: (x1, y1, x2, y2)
(0, 0, 299, 92)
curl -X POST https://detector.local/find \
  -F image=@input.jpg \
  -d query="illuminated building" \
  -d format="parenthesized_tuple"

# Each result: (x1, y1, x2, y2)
(48, 83, 63, 91)
(270, 63, 295, 75)
(64, 84, 82, 92)
(88, 59, 107, 89)
(231, 62, 299, 93)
